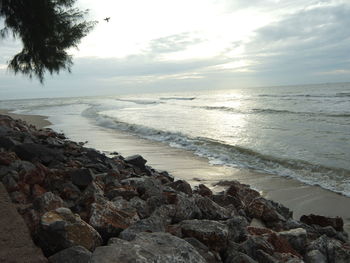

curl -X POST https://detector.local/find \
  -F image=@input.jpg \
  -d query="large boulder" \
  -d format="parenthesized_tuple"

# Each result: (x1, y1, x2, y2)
(124, 154, 147, 169)
(180, 219, 229, 252)
(167, 180, 193, 196)
(173, 194, 201, 223)
(91, 232, 206, 263)
(70, 169, 95, 189)
(13, 143, 64, 165)
(33, 192, 65, 213)
(89, 198, 139, 241)
(194, 194, 231, 220)
(38, 207, 102, 256)
(278, 228, 307, 254)
(300, 214, 344, 232)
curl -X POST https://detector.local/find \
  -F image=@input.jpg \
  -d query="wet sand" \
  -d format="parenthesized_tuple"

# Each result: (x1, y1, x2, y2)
(2, 110, 350, 233)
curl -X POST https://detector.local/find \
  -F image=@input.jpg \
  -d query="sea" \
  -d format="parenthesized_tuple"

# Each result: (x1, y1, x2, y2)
(1, 82, 350, 196)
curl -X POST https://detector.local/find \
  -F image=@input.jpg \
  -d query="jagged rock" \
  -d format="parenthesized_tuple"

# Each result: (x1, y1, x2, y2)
(227, 216, 249, 242)
(306, 235, 350, 263)
(246, 197, 286, 226)
(124, 154, 147, 169)
(128, 196, 150, 218)
(48, 246, 92, 263)
(60, 183, 81, 201)
(300, 214, 344, 232)
(304, 250, 327, 263)
(119, 215, 166, 241)
(180, 219, 229, 252)
(184, 237, 222, 263)
(89, 198, 139, 241)
(121, 177, 163, 200)
(223, 180, 260, 206)
(70, 168, 95, 188)
(33, 192, 65, 213)
(224, 241, 257, 263)
(173, 194, 201, 223)
(0, 151, 18, 165)
(239, 235, 274, 260)
(212, 193, 244, 210)
(38, 207, 102, 256)
(225, 252, 258, 263)
(194, 184, 213, 197)
(105, 185, 138, 200)
(167, 180, 193, 196)
(13, 143, 65, 165)
(278, 228, 307, 254)
(194, 194, 231, 220)
(91, 232, 206, 263)
(264, 232, 300, 258)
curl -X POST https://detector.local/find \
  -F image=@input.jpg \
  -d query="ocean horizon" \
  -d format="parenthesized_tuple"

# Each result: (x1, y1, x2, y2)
(1, 82, 349, 196)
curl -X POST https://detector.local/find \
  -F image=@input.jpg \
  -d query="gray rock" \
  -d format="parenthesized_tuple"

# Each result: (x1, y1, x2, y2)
(173, 194, 201, 223)
(239, 236, 274, 260)
(124, 154, 147, 169)
(38, 207, 102, 255)
(227, 216, 249, 243)
(128, 196, 150, 218)
(48, 246, 91, 263)
(194, 194, 231, 220)
(167, 180, 193, 196)
(278, 228, 307, 254)
(33, 192, 65, 213)
(119, 215, 165, 241)
(92, 232, 206, 263)
(70, 168, 95, 188)
(180, 219, 229, 252)
(122, 177, 163, 200)
(184, 237, 222, 263)
(304, 250, 327, 263)
(225, 252, 258, 263)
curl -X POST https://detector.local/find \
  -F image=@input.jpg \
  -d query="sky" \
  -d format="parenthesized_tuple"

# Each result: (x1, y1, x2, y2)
(1, 0, 350, 99)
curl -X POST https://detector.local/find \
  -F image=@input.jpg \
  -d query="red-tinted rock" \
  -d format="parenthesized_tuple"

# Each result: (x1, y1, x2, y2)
(23, 163, 49, 185)
(0, 152, 19, 165)
(300, 214, 344, 232)
(247, 226, 274, 236)
(265, 232, 301, 258)
(31, 184, 47, 198)
(106, 185, 138, 201)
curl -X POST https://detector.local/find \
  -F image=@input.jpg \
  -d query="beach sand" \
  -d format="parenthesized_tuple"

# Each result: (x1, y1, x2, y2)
(2, 110, 350, 233)
(0, 110, 51, 129)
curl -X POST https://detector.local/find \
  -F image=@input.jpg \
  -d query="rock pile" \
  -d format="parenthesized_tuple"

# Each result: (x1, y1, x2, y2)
(1, 114, 349, 263)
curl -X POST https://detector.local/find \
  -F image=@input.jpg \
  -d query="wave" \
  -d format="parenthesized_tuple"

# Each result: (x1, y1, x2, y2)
(258, 93, 350, 98)
(90, 113, 350, 197)
(160, 97, 196, 101)
(198, 106, 350, 118)
(114, 99, 159, 105)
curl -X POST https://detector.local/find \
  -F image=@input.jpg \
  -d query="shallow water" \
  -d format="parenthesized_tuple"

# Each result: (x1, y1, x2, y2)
(1, 82, 349, 195)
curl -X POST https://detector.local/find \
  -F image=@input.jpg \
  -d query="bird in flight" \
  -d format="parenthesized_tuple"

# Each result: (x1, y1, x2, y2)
(104, 17, 110, 22)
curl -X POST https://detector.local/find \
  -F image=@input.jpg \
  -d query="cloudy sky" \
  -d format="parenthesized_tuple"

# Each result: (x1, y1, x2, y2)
(1, 0, 350, 99)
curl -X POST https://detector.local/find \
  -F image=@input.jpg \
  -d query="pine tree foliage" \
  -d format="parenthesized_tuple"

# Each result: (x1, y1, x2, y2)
(0, 0, 96, 82)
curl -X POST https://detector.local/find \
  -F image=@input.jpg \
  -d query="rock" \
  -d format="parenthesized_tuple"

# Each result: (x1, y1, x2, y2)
(194, 194, 231, 220)
(128, 196, 150, 218)
(122, 177, 163, 200)
(264, 232, 300, 258)
(91, 232, 206, 263)
(300, 214, 344, 232)
(227, 216, 249, 243)
(307, 235, 350, 263)
(33, 192, 65, 213)
(38, 207, 102, 256)
(60, 183, 81, 201)
(167, 180, 193, 196)
(105, 185, 138, 200)
(278, 228, 307, 254)
(225, 252, 258, 263)
(13, 143, 65, 165)
(48, 246, 92, 263)
(119, 215, 166, 241)
(223, 180, 260, 206)
(0, 151, 18, 165)
(304, 250, 327, 263)
(212, 193, 244, 210)
(70, 168, 95, 188)
(0, 136, 17, 150)
(2, 173, 18, 192)
(246, 197, 286, 225)
(194, 183, 213, 197)
(124, 154, 147, 169)
(89, 198, 139, 241)
(180, 219, 229, 252)
(184, 237, 222, 263)
(173, 194, 201, 223)
(239, 235, 274, 260)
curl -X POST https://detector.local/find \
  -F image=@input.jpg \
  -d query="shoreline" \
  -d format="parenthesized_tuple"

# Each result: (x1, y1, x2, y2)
(2, 109, 350, 233)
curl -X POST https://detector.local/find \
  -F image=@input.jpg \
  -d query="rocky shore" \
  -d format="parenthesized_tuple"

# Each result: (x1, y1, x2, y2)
(1, 114, 350, 263)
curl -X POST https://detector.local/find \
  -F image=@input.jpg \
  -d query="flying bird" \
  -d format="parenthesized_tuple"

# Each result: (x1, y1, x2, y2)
(104, 17, 110, 22)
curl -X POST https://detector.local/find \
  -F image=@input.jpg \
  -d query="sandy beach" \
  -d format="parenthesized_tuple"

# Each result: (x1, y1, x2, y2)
(0, 110, 51, 129)
(2, 110, 350, 234)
